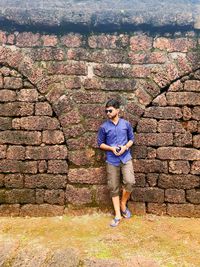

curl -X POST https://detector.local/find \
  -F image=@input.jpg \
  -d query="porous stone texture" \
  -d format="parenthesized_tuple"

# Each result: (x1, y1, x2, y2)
(0, 30, 200, 217)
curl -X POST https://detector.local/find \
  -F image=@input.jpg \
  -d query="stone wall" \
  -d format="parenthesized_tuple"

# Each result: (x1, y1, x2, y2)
(0, 30, 200, 217)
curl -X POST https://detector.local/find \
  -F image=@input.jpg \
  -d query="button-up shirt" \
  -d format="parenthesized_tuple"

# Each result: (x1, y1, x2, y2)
(97, 118, 134, 166)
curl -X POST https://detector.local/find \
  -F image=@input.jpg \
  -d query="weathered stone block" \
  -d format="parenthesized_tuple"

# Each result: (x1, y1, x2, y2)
(20, 204, 64, 216)
(191, 161, 200, 175)
(0, 204, 20, 216)
(35, 102, 53, 116)
(158, 174, 199, 189)
(83, 77, 102, 90)
(165, 189, 186, 203)
(153, 37, 195, 52)
(134, 88, 153, 106)
(0, 90, 16, 102)
(174, 132, 192, 146)
(60, 34, 82, 47)
(144, 107, 182, 119)
(186, 189, 200, 204)
(0, 160, 37, 173)
(152, 93, 167, 107)
(47, 62, 87, 76)
(88, 34, 129, 49)
(12, 116, 60, 130)
(38, 160, 47, 173)
(84, 118, 104, 132)
(78, 105, 104, 119)
(192, 107, 200, 120)
(66, 185, 92, 205)
(94, 64, 130, 78)
(0, 103, 34, 116)
(184, 80, 200, 91)
(157, 147, 200, 160)
(183, 120, 198, 133)
(68, 149, 95, 166)
(147, 147, 157, 159)
(132, 146, 147, 159)
(7, 146, 25, 160)
(0, 118, 12, 130)
(0, 145, 6, 159)
(4, 174, 24, 188)
(131, 187, 164, 203)
(167, 204, 194, 217)
(24, 174, 66, 189)
(146, 173, 159, 187)
(169, 160, 190, 174)
(42, 130, 65, 144)
(193, 135, 200, 148)
(126, 103, 144, 117)
(95, 185, 111, 205)
(133, 159, 168, 173)
(129, 51, 167, 64)
(63, 125, 85, 139)
(134, 173, 146, 187)
(42, 189, 65, 205)
(0, 131, 41, 145)
(130, 35, 152, 51)
(182, 106, 192, 121)
(16, 32, 41, 47)
(73, 91, 106, 104)
(17, 89, 38, 102)
(166, 92, 200, 106)
(157, 120, 185, 133)
(147, 203, 167, 215)
(4, 77, 23, 89)
(68, 167, 106, 184)
(5, 189, 35, 204)
(59, 110, 82, 126)
(42, 34, 58, 46)
(26, 145, 67, 160)
(0, 174, 4, 187)
(47, 160, 68, 174)
(135, 133, 173, 146)
(128, 202, 146, 215)
(102, 79, 136, 91)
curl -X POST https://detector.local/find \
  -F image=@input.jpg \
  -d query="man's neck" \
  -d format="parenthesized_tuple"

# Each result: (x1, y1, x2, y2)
(111, 116, 119, 125)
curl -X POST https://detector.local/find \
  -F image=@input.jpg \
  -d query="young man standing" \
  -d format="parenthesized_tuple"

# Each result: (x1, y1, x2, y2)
(97, 99, 135, 227)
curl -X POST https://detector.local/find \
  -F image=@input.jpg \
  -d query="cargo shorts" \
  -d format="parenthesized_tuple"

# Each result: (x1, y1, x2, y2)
(106, 160, 135, 197)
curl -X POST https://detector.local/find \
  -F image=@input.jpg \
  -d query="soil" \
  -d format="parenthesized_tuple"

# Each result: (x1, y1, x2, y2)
(0, 212, 200, 266)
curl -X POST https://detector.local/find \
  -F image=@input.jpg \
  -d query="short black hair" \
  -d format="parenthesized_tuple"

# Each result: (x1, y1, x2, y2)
(105, 99, 120, 109)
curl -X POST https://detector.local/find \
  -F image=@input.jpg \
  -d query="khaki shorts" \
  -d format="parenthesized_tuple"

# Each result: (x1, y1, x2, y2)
(106, 160, 135, 197)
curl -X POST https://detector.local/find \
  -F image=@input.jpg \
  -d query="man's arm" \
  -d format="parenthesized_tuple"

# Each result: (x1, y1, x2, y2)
(100, 143, 120, 156)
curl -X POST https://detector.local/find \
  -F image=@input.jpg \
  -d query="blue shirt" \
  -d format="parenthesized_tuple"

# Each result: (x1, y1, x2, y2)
(97, 118, 134, 166)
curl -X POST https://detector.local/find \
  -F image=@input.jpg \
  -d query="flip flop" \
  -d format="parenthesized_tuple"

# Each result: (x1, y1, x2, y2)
(110, 217, 121, 227)
(121, 207, 131, 219)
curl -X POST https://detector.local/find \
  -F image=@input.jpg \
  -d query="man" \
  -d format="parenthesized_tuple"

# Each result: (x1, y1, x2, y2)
(97, 99, 135, 227)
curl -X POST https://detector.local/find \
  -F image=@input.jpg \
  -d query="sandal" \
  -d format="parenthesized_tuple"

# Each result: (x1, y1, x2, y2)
(110, 217, 121, 227)
(121, 207, 131, 219)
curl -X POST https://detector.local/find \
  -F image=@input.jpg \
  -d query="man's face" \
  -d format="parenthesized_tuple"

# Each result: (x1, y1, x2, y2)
(105, 106, 119, 119)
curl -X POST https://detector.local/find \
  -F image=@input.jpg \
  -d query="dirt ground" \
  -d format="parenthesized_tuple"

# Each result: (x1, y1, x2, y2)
(0, 212, 200, 266)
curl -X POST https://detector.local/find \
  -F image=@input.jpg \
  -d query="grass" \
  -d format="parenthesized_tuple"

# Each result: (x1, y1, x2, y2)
(0, 213, 200, 266)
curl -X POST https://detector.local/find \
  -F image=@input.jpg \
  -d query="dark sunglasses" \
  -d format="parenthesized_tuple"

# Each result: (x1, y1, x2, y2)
(105, 109, 113, 114)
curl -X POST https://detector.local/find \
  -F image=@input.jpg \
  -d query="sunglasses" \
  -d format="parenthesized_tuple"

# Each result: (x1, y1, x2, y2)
(105, 109, 113, 114)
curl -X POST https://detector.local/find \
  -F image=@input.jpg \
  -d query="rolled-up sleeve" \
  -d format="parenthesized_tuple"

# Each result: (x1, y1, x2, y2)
(127, 122, 134, 142)
(97, 126, 106, 147)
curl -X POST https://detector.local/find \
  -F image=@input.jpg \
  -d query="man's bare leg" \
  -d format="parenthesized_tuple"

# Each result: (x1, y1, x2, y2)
(112, 195, 122, 219)
(120, 188, 131, 212)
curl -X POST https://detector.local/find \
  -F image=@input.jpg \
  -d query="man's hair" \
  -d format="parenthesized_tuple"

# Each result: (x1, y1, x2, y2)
(105, 99, 120, 109)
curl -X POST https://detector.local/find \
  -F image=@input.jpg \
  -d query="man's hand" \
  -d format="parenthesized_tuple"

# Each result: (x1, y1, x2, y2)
(117, 145, 127, 155)
(111, 146, 121, 156)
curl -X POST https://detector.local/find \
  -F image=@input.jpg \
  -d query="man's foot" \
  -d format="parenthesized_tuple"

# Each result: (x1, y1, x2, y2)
(121, 207, 131, 219)
(110, 217, 121, 227)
